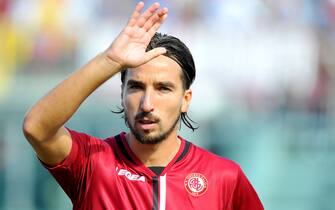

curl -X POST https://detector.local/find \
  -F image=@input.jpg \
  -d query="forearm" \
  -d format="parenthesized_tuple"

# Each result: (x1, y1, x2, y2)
(23, 53, 122, 141)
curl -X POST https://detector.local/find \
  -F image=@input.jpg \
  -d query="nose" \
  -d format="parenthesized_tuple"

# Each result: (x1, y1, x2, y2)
(140, 90, 154, 113)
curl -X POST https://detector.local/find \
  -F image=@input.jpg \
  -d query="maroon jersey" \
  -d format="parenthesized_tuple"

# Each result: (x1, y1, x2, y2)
(42, 129, 264, 210)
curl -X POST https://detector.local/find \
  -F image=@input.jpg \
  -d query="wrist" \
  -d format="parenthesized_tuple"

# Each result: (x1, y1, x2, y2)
(97, 52, 125, 74)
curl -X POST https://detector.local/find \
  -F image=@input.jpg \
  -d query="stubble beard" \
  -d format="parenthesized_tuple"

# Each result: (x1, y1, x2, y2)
(125, 112, 180, 145)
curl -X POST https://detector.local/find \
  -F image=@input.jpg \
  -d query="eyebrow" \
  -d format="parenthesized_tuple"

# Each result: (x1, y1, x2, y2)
(126, 79, 176, 89)
(126, 79, 144, 87)
(155, 81, 176, 89)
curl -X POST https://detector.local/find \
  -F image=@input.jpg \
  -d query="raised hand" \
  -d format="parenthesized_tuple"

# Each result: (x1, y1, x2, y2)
(22, 2, 167, 167)
(105, 2, 168, 69)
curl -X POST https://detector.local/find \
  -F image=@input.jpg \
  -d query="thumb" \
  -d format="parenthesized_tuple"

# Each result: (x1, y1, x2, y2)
(142, 47, 167, 63)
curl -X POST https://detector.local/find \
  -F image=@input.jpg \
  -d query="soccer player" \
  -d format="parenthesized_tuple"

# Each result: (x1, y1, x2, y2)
(22, 2, 264, 210)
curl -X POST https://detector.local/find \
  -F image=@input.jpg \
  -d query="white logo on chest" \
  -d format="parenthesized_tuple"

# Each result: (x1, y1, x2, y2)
(116, 167, 146, 182)
(184, 173, 208, 196)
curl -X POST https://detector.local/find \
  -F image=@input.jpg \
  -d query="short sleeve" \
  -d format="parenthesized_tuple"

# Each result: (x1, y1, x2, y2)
(41, 128, 104, 203)
(232, 167, 264, 210)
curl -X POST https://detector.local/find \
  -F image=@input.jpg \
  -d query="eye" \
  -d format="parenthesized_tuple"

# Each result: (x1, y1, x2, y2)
(127, 82, 143, 91)
(129, 84, 141, 89)
(158, 86, 172, 92)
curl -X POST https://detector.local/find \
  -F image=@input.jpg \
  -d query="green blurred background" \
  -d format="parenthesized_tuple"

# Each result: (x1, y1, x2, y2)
(1, 0, 335, 209)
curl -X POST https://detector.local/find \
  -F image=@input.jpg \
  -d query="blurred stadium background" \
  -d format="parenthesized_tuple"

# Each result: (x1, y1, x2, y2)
(1, 0, 335, 209)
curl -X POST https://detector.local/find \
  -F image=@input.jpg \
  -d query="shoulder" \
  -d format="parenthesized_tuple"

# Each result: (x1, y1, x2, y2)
(192, 143, 239, 167)
(66, 128, 120, 153)
(188, 142, 241, 178)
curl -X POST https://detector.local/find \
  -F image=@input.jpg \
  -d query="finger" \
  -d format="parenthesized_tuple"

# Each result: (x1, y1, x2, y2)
(143, 47, 167, 63)
(143, 7, 168, 31)
(127, 1, 145, 27)
(143, 13, 160, 32)
(147, 13, 168, 36)
(137, 2, 160, 27)
(157, 7, 168, 17)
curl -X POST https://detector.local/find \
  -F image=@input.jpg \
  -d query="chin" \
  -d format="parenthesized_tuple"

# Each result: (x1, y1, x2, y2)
(135, 132, 167, 145)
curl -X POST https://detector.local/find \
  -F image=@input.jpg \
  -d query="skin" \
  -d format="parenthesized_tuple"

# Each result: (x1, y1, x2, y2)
(123, 55, 192, 166)
(22, 2, 191, 167)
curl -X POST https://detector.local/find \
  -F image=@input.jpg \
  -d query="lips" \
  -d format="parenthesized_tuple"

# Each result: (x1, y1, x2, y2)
(138, 119, 156, 124)
(137, 118, 158, 130)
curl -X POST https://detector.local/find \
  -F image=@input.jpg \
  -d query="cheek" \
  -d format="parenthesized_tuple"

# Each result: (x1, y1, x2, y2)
(160, 98, 183, 117)
(123, 95, 139, 114)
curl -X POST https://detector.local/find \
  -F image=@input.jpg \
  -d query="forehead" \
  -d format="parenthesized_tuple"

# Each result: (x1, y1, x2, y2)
(125, 55, 183, 84)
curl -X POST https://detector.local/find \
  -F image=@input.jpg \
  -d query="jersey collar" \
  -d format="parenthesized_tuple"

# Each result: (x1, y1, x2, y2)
(113, 132, 191, 178)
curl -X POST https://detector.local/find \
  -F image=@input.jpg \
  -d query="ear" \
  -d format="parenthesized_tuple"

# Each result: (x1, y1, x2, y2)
(181, 89, 192, 113)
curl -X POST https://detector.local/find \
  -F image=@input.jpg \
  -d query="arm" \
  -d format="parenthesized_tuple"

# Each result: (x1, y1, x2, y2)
(22, 1, 168, 165)
(232, 167, 264, 210)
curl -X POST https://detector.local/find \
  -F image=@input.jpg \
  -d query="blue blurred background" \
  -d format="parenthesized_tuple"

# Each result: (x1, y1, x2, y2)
(1, 0, 335, 209)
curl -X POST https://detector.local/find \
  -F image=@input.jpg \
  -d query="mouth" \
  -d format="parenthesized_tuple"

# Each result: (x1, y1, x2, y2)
(136, 118, 158, 130)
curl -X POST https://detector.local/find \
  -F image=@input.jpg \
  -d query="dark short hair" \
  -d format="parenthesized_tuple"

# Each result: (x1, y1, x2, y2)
(118, 33, 198, 131)
(121, 32, 196, 89)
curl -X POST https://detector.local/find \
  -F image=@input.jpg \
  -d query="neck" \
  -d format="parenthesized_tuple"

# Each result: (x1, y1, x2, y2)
(126, 131, 181, 167)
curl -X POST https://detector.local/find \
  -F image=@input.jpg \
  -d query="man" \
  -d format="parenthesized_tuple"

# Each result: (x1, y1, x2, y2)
(23, 2, 264, 210)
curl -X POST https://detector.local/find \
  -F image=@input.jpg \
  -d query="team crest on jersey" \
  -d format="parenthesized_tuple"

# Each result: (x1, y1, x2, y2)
(184, 173, 208, 196)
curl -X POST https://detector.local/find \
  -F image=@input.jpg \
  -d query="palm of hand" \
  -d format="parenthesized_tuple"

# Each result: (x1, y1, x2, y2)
(108, 26, 152, 68)
(105, 2, 168, 69)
